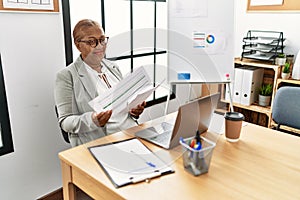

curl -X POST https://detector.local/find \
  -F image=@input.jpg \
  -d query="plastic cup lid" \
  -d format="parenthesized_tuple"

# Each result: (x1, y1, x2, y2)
(224, 112, 244, 121)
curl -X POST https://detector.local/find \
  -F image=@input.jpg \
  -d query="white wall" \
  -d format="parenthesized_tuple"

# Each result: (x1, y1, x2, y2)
(234, 0, 300, 58)
(0, 11, 68, 199)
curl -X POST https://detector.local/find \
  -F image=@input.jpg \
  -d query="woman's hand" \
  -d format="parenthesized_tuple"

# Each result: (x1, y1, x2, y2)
(130, 101, 146, 118)
(92, 110, 112, 127)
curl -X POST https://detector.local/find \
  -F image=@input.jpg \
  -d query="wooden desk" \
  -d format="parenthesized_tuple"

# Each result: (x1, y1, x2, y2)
(59, 116, 300, 200)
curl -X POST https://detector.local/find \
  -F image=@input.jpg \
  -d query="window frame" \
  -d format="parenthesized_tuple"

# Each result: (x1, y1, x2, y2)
(0, 54, 14, 156)
(61, 0, 175, 107)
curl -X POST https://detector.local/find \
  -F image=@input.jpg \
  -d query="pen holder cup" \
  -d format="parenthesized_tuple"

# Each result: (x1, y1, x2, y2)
(180, 136, 216, 176)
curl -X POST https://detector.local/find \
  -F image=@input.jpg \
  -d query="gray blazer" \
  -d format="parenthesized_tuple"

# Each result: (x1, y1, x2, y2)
(54, 56, 136, 147)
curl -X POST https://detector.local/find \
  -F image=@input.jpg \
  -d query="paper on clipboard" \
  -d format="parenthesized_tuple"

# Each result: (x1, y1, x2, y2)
(88, 138, 174, 188)
(88, 66, 164, 115)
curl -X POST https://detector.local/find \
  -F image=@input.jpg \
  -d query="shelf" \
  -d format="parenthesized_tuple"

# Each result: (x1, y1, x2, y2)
(276, 78, 300, 92)
(243, 44, 284, 53)
(220, 99, 271, 116)
(235, 58, 279, 70)
(219, 58, 281, 128)
(243, 36, 284, 45)
(215, 108, 227, 115)
(244, 46, 274, 53)
(223, 58, 299, 130)
(243, 52, 275, 61)
(277, 78, 300, 86)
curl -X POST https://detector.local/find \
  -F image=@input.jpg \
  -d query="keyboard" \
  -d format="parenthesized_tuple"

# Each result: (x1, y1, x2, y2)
(149, 131, 172, 146)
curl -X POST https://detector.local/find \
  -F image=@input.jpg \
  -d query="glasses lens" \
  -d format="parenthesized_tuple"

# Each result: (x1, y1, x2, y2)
(90, 38, 98, 48)
(100, 37, 108, 46)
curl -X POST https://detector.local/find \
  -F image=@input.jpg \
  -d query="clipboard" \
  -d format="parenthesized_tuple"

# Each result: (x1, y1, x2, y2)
(88, 138, 174, 188)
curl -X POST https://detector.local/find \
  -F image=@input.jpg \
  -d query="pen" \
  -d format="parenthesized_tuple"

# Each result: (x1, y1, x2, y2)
(180, 137, 185, 144)
(130, 150, 156, 168)
(190, 138, 196, 148)
(146, 162, 156, 168)
(194, 142, 202, 150)
(195, 130, 201, 144)
(190, 131, 202, 149)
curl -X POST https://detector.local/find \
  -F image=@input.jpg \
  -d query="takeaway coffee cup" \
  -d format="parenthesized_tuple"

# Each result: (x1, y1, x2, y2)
(224, 112, 244, 142)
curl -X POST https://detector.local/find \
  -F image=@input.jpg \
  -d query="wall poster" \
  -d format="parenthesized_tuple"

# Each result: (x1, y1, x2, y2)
(0, 0, 59, 12)
(0, 54, 14, 156)
(247, 0, 300, 12)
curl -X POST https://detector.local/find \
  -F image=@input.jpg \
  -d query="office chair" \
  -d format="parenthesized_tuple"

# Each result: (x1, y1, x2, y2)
(272, 86, 300, 132)
(54, 106, 70, 143)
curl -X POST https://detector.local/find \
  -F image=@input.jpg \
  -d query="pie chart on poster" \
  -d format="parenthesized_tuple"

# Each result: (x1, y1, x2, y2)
(206, 35, 215, 44)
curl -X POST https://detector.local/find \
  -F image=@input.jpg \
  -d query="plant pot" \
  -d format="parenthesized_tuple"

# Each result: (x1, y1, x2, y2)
(281, 72, 290, 80)
(275, 57, 286, 66)
(258, 94, 271, 107)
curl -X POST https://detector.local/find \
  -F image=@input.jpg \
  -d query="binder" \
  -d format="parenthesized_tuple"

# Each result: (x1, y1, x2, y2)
(233, 67, 245, 104)
(88, 138, 174, 188)
(240, 67, 264, 106)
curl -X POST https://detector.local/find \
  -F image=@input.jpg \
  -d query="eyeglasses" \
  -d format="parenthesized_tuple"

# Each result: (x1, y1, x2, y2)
(78, 37, 109, 48)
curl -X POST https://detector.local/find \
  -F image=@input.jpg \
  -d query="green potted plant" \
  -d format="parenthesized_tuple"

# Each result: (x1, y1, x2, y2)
(258, 84, 273, 106)
(275, 53, 286, 66)
(281, 62, 290, 80)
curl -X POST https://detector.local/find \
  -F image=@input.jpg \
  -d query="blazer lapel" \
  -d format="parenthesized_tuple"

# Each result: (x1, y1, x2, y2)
(74, 57, 98, 99)
(102, 59, 122, 81)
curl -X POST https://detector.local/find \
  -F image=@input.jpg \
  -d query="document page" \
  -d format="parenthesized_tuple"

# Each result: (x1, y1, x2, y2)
(89, 66, 163, 115)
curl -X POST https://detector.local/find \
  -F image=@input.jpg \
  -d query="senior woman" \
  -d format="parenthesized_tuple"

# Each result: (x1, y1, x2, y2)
(55, 19, 146, 147)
